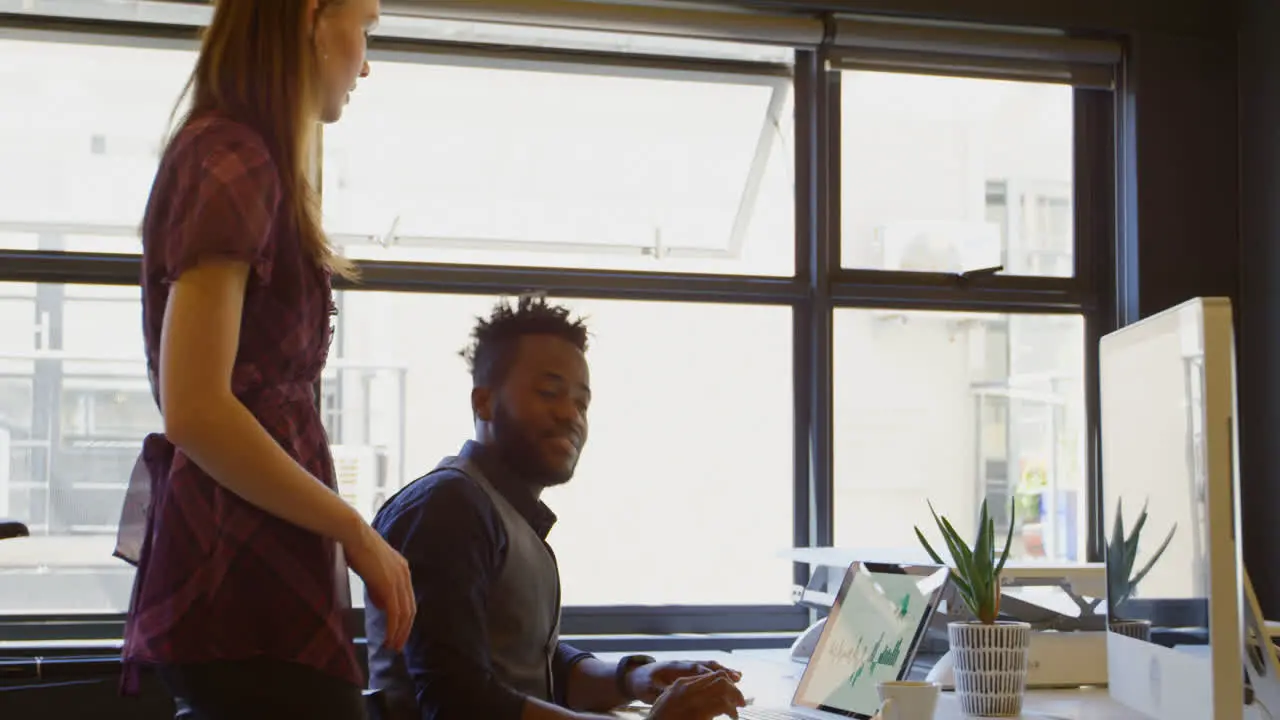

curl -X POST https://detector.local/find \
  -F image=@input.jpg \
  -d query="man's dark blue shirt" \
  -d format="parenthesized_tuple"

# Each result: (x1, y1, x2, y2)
(367, 440, 594, 719)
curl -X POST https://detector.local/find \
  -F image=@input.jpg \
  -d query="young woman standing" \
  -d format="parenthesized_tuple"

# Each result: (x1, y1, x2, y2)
(120, 2, 413, 717)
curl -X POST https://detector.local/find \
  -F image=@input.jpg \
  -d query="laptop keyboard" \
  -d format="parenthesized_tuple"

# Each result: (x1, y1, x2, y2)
(738, 708, 812, 720)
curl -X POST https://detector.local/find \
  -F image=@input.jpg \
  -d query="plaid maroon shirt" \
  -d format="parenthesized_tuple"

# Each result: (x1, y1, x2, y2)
(121, 113, 360, 693)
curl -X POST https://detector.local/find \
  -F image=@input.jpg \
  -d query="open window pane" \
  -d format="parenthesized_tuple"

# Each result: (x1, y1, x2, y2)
(322, 60, 795, 276)
(0, 283, 154, 614)
(840, 71, 1074, 277)
(325, 292, 795, 606)
(833, 309, 1086, 563)
(0, 37, 194, 253)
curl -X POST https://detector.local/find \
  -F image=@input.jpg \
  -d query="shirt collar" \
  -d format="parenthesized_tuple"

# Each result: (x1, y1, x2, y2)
(458, 440, 558, 539)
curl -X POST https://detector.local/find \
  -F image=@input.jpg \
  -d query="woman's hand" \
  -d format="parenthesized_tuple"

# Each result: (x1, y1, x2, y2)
(344, 522, 416, 651)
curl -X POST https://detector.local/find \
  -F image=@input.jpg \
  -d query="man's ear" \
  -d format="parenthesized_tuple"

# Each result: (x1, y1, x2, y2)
(471, 386, 494, 422)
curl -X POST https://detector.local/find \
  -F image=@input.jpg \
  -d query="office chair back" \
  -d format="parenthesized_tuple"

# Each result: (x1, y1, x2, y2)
(0, 520, 29, 541)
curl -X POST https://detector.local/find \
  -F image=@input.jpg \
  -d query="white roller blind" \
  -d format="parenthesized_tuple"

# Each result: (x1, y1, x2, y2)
(831, 16, 1122, 89)
(380, 0, 826, 47)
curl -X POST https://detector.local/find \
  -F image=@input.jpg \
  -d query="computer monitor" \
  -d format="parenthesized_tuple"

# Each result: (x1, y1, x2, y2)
(1099, 297, 1245, 720)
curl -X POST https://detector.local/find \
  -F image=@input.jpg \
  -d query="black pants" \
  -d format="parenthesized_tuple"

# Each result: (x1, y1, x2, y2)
(158, 657, 367, 720)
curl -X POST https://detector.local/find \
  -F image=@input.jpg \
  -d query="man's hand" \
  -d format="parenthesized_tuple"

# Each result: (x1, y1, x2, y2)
(646, 671, 746, 720)
(627, 660, 743, 704)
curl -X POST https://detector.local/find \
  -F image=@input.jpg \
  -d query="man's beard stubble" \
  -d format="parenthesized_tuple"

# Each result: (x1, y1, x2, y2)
(491, 402, 576, 488)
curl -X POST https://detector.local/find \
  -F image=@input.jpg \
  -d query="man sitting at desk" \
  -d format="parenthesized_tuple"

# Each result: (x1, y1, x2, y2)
(366, 296, 746, 720)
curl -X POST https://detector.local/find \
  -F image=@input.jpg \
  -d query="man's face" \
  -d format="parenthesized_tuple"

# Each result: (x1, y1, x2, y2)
(488, 335, 590, 487)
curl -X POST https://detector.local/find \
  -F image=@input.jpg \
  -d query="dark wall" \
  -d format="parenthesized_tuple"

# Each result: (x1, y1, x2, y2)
(1129, 29, 1241, 318)
(1237, 0, 1280, 615)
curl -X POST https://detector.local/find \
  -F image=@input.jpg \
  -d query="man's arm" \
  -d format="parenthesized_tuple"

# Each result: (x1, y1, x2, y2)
(553, 641, 597, 709)
(382, 476, 611, 720)
(563, 654, 631, 712)
(380, 475, 526, 720)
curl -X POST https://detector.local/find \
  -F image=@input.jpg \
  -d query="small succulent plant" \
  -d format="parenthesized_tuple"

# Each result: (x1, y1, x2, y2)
(1107, 498, 1176, 608)
(915, 498, 1016, 624)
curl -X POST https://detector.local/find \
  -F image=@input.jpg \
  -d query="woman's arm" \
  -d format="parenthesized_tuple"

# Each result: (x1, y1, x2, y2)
(158, 257, 365, 547)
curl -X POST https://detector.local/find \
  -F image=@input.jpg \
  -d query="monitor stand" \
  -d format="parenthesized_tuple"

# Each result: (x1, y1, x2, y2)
(1242, 569, 1280, 720)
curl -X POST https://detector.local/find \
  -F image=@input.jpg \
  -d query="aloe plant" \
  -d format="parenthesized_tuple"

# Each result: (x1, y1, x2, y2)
(914, 498, 1016, 624)
(1107, 498, 1176, 607)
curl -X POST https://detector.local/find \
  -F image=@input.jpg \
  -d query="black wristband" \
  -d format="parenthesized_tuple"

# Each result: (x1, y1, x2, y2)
(615, 654, 656, 700)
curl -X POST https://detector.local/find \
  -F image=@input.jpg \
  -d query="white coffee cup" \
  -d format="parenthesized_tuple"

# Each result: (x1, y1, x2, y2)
(875, 680, 940, 720)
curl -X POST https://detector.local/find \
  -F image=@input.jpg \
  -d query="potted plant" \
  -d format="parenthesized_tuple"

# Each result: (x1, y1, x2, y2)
(1106, 498, 1176, 641)
(915, 498, 1029, 717)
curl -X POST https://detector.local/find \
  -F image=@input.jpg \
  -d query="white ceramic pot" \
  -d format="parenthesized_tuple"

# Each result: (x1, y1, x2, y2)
(946, 620, 1031, 717)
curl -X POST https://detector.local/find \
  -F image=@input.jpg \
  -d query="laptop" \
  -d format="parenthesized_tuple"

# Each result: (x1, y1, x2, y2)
(739, 561, 950, 720)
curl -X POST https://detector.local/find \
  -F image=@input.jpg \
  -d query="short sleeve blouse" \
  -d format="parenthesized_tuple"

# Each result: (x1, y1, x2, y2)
(120, 114, 360, 692)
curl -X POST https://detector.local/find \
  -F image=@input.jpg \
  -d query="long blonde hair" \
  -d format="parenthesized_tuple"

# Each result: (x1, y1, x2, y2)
(168, 0, 356, 279)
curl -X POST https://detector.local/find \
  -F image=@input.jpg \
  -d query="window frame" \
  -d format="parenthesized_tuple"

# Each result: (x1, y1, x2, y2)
(0, 7, 1120, 657)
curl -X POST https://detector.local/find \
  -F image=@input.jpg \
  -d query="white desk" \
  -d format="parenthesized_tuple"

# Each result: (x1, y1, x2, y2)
(602, 649, 1148, 719)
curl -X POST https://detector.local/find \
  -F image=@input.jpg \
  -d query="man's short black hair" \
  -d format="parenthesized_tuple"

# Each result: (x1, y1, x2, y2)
(460, 295, 590, 386)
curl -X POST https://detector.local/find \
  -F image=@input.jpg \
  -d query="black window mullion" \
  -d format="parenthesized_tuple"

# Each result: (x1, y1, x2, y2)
(1076, 86, 1119, 563)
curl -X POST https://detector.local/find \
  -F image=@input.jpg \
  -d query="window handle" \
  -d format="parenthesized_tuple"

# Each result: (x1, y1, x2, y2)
(956, 265, 1004, 282)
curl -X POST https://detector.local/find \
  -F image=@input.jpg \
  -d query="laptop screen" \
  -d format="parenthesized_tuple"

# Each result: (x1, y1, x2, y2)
(793, 561, 949, 718)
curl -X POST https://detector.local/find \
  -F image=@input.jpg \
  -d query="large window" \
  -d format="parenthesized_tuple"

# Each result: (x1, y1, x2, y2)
(326, 293, 795, 606)
(0, 4, 1117, 651)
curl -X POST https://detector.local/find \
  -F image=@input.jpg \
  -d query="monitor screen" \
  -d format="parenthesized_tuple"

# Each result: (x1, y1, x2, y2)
(1100, 301, 1211, 646)
(794, 562, 948, 718)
